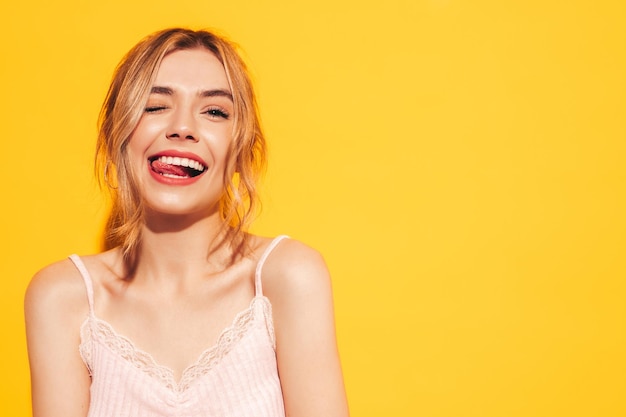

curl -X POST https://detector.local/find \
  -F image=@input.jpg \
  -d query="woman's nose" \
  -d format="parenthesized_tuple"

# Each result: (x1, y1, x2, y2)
(165, 110, 198, 142)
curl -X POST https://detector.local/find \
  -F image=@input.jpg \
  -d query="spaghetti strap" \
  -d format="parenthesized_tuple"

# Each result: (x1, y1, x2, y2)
(68, 254, 95, 315)
(255, 235, 289, 296)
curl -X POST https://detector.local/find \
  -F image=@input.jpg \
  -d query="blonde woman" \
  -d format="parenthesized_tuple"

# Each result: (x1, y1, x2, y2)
(25, 28, 349, 417)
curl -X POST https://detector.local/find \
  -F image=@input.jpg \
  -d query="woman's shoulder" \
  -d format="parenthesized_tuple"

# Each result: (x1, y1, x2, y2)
(263, 235, 326, 268)
(24, 257, 90, 328)
(256, 235, 332, 303)
(26, 257, 85, 303)
(24, 249, 123, 317)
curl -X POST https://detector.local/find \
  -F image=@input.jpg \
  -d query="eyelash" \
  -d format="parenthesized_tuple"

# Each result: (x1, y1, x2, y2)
(205, 107, 230, 119)
(145, 106, 167, 113)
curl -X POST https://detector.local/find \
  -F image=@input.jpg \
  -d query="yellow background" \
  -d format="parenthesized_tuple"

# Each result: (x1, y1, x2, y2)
(2, 1, 625, 416)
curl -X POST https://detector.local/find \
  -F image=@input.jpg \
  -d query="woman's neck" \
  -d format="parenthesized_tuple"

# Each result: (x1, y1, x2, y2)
(133, 210, 238, 284)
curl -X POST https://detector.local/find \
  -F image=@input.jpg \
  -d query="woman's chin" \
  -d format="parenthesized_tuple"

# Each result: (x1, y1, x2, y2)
(143, 199, 220, 219)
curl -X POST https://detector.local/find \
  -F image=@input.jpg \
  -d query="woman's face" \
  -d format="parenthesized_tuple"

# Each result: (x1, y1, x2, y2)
(127, 48, 234, 218)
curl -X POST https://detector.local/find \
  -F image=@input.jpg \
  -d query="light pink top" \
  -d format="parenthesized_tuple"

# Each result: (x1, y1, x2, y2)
(69, 236, 288, 417)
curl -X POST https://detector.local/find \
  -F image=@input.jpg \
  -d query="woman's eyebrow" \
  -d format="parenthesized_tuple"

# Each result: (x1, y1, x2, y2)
(150, 86, 173, 95)
(200, 89, 233, 101)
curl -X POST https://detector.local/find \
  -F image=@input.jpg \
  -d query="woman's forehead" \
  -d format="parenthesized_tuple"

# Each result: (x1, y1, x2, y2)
(154, 48, 229, 92)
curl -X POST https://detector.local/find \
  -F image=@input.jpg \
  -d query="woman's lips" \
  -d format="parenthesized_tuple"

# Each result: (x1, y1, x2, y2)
(151, 156, 205, 177)
(147, 150, 208, 185)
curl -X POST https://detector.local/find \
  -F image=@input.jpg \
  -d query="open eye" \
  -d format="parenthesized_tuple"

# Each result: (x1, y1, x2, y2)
(204, 107, 230, 120)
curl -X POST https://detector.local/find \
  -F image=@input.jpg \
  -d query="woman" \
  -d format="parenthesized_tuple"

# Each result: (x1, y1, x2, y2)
(25, 28, 349, 417)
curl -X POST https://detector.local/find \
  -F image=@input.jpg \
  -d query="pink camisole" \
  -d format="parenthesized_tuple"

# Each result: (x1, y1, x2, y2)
(68, 235, 288, 417)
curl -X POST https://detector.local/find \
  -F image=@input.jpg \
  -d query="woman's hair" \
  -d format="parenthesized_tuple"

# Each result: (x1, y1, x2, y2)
(96, 28, 266, 270)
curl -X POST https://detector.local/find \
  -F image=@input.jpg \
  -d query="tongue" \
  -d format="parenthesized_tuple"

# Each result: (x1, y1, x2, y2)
(151, 160, 189, 177)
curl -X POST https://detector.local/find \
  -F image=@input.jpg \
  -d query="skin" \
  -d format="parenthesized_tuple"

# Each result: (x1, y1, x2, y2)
(25, 48, 349, 417)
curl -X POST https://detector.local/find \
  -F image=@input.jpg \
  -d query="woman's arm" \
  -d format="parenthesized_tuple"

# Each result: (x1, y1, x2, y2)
(264, 239, 350, 417)
(24, 261, 91, 417)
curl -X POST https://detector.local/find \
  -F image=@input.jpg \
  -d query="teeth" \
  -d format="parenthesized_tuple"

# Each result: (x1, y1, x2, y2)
(158, 156, 205, 172)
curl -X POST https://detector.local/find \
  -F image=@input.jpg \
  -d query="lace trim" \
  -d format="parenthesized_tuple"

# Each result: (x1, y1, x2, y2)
(79, 296, 274, 393)
(79, 319, 93, 376)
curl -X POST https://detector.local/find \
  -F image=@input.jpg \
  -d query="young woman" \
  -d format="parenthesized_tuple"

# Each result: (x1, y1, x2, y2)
(25, 28, 349, 417)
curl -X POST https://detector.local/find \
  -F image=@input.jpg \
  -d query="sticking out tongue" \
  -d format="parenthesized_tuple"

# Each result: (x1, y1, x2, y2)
(151, 159, 191, 177)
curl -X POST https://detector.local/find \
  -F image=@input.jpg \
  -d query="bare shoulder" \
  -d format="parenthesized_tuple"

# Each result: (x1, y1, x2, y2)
(263, 239, 328, 287)
(24, 258, 89, 319)
(24, 249, 121, 320)
(259, 237, 332, 305)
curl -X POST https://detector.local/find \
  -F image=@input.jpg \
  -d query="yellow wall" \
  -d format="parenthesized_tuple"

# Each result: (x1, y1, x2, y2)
(2, 1, 625, 416)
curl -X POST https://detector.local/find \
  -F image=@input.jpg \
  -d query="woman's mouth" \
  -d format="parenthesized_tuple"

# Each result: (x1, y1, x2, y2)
(149, 155, 207, 179)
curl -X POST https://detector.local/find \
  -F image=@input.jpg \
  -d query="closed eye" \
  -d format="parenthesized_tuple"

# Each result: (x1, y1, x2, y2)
(145, 106, 168, 113)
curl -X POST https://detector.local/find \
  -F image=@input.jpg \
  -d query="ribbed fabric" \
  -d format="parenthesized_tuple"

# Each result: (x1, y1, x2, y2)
(68, 235, 288, 417)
